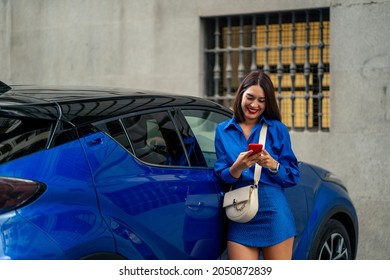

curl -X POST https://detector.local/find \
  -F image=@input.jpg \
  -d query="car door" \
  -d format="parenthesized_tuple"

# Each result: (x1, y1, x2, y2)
(81, 107, 231, 260)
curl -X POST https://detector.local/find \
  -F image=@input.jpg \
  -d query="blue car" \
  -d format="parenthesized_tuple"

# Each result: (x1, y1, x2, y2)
(0, 81, 358, 260)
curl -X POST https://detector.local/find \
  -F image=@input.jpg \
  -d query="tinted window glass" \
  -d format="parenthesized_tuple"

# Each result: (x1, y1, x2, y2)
(182, 110, 230, 168)
(95, 120, 131, 151)
(172, 110, 207, 167)
(51, 122, 78, 147)
(123, 112, 188, 166)
(0, 117, 53, 164)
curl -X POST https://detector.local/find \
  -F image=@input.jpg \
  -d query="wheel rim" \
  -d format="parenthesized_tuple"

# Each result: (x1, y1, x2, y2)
(318, 233, 349, 260)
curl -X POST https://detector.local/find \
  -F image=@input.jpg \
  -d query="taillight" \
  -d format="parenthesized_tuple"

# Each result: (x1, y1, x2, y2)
(0, 177, 46, 214)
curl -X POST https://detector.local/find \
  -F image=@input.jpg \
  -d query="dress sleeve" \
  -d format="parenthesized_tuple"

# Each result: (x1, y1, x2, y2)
(269, 123, 300, 188)
(214, 125, 240, 185)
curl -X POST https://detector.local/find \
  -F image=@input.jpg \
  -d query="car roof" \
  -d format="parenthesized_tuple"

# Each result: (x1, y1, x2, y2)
(0, 84, 232, 125)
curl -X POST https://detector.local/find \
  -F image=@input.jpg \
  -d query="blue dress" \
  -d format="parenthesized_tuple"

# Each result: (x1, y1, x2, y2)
(214, 116, 300, 247)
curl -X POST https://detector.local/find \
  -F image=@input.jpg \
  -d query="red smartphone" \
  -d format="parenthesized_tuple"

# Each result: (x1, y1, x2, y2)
(248, 143, 263, 154)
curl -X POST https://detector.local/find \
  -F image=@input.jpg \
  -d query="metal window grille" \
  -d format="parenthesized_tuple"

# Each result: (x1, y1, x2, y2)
(203, 9, 330, 131)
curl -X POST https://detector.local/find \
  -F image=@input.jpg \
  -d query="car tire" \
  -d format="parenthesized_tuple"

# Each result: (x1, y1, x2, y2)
(309, 219, 352, 260)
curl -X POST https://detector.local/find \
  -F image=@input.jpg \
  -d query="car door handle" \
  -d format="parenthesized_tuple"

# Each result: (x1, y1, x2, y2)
(85, 134, 104, 146)
(186, 201, 204, 211)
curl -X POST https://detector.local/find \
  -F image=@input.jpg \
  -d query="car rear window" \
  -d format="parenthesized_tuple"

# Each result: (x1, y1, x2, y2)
(0, 117, 53, 164)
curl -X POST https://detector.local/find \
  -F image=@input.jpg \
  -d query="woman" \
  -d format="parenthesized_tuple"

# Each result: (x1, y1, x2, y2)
(214, 71, 300, 260)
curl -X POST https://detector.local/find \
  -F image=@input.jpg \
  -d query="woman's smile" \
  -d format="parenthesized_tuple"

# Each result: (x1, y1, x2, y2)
(247, 106, 260, 115)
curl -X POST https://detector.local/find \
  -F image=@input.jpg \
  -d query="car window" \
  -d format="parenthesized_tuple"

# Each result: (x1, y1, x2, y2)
(95, 120, 132, 151)
(170, 110, 208, 167)
(0, 117, 52, 164)
(122, 112, 189, 167)
(181, 110, 230, 168)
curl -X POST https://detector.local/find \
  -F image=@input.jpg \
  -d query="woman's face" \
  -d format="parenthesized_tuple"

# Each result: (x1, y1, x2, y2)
(241, 85, 266, 123)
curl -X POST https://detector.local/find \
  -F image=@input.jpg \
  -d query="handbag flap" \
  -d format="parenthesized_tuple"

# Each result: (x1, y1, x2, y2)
(223, 185, 255, 208)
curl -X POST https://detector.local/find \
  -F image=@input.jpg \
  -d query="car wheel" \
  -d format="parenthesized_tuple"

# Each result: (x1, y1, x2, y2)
(309, 219, 351, 260)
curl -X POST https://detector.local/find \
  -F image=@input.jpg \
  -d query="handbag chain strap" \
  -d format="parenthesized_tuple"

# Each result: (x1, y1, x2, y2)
(254, 123, 268, 187)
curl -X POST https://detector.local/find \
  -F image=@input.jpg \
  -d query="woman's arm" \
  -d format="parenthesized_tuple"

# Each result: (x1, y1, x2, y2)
(268, 124, 300, 188)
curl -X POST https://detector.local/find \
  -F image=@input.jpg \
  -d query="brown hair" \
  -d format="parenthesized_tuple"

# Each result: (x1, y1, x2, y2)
(233, 71, 281, 123)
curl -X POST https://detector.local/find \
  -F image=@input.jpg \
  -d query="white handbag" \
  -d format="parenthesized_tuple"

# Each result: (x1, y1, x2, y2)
(222, 123, 268, 223)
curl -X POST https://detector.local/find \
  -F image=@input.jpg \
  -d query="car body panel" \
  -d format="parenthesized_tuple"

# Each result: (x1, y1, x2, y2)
(0, 140, 115, 259)
(79, 131, 224, 259)
(289, 163, 359, 259)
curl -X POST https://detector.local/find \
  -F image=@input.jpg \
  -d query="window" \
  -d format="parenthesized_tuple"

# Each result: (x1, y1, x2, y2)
(94, 110, 216, 168)
(204, 9, 330, 131)
(122, 111, 208, 167)
(122, 112, 179, 166)
(182, 110, 230, 167)
(96, 120, 132, 151)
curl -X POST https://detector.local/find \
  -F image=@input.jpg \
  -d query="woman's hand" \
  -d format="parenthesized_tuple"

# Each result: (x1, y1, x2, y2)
(229, 150, 261, 178)
(257, 149, 278, 170)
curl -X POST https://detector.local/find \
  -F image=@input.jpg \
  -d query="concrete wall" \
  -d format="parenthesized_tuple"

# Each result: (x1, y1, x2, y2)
(0, 0, 11, 81)
(5, 0, 203, 95)
(1, 0, 389, 259)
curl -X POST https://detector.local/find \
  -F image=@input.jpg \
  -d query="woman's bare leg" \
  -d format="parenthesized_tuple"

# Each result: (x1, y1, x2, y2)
(227, 241, 260, 260)
(262, 237, 294, 260)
